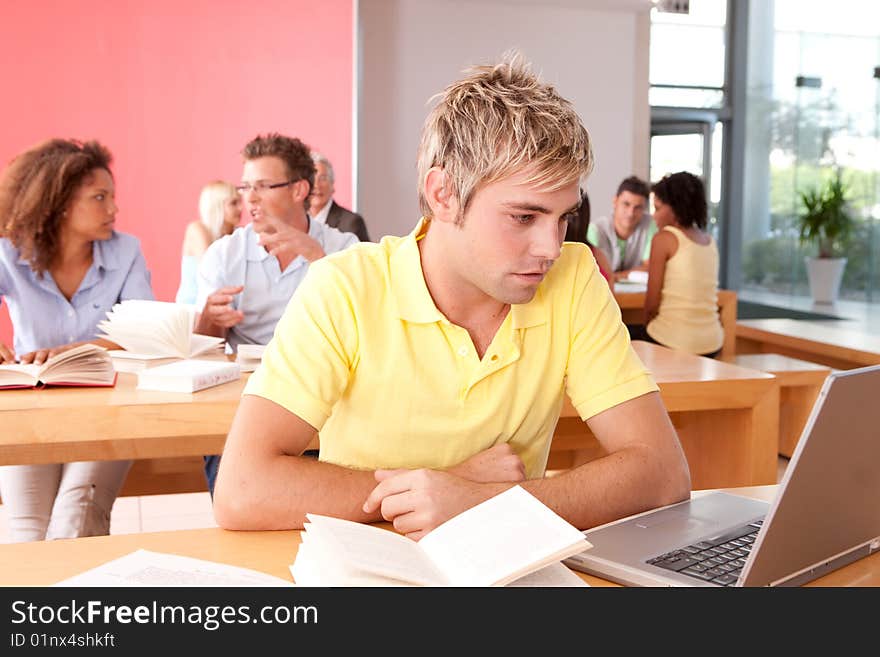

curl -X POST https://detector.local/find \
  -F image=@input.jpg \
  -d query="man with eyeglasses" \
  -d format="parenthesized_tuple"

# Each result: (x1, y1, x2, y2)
(309, 152, 370, 242)
(195, 133, 359, 493)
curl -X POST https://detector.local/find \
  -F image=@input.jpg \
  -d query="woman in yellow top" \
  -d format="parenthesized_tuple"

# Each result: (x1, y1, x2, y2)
(629, 171, 723, 357)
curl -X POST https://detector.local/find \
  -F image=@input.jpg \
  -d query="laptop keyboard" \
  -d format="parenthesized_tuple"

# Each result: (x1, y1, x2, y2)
(646, 519, 764, 586)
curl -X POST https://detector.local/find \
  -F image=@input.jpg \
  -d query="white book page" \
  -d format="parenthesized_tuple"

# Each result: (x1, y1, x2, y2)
(304, 514, 447, 586)
(0, 362, 40, 386)
(109, 350, 180, 361)
(54, 549, 293, 587)
(506, 562, 589, 587)
(98, 300, 195, 357)
(189, 333, 226, 357)
(419, 486, 590, 586)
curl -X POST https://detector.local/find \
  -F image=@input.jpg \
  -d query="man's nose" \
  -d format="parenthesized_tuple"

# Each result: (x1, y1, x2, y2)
(531, 219, 562, 261)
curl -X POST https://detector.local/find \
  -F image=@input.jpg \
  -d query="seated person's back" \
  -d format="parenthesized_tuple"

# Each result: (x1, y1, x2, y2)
(176, 180, 240, 305)
(636, 171, 723, 358)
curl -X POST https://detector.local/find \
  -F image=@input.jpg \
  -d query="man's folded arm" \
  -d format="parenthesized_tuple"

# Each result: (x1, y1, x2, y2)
(212, 394, 382, 530)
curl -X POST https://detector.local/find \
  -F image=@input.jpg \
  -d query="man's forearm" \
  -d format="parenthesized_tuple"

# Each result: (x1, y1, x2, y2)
(521, 443, 690, 530)
(213, 455, 382, 530)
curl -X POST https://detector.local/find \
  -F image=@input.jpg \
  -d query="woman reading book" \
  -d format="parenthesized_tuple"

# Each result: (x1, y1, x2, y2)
(0, 138, 154, 542)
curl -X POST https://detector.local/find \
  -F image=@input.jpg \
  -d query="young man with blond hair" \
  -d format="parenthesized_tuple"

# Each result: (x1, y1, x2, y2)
(214, 55, 690, 539)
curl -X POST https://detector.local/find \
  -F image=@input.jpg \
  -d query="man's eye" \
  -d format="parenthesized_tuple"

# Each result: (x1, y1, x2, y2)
(562, 212, 577, 223)
(513, 214, 535, 224)
(95, 194, 105, 201)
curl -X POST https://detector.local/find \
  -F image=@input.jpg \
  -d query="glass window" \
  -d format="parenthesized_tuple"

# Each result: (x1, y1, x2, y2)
(650, 0, 727, 90)
(742, 1, 880, 304)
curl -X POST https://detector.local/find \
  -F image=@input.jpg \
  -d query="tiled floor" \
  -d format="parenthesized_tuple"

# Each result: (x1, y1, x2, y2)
(0, 459, 791, 543)
(0, 491, 217, 543)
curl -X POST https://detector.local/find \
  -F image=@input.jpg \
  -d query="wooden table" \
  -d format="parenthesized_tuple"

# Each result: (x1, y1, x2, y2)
(0, 373, 251, 495)
(0, 485, 874, 587)
(0, 340, 779, 495)
(732, 353, 830, 457)
(736, 318, 880, 370)
(552, 341, 779, 489)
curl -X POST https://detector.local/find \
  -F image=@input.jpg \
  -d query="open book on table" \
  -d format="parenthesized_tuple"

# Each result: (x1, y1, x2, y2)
(291, 485, 591, 587)
(97, 299, 224, 359)
(0, 343, 116, 390)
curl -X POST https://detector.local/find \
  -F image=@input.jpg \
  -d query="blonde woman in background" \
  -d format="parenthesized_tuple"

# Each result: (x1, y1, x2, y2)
(175, 181, 240, 305)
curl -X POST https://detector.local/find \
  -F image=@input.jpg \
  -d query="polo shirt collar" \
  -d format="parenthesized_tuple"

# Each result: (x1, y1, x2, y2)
(245, 218, 320, 268)
(390, 217, 550, 328)
(245, 224, 270, 262)
(511, 285, 548, 329)
(390, 218, 443, 323)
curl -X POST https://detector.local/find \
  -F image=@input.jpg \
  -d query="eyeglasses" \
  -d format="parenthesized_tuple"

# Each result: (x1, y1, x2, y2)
(235, 180, 297, 195)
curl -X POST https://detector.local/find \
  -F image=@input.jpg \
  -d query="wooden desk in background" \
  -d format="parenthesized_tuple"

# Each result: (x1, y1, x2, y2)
(0, 485, 875, 587)
(0, 373, 249, 496)
(552, 341, 779, 489)
(0, 340, 778, 496)
(736, 318, 880, 370)
(615, 288, 737, 360)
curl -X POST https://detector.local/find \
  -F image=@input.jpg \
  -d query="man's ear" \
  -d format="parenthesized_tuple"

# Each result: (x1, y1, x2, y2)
(424, 167, 458, 223)
(292, 179, 311, 204)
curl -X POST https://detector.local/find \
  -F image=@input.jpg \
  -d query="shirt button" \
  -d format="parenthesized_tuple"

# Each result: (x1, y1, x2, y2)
(67, 309, 74, 317)
(490, 354, 499, 361)
(68, 336, 74, 342)
(458, 346, 468, 357)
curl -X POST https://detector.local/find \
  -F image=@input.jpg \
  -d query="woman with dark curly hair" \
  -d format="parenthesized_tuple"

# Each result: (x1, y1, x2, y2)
(628, 171, 723, 357)
(0, 138, 154, 542)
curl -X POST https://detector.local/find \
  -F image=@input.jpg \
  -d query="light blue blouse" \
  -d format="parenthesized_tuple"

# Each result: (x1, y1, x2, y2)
(0, 232, 154, 355)
(175, 254, 199, 306)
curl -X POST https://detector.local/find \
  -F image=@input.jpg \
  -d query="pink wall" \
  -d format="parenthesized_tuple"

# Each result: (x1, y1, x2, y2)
(0, 0, 353, 348)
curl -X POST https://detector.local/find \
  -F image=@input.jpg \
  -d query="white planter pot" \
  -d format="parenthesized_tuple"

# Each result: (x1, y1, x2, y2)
(804, 257, 847, 304)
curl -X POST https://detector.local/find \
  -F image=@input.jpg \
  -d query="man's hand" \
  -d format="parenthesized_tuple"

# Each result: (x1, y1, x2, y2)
(447, 444, 525, 483)
(257, 215, 324, 263)
(363, 469, 508, 541)
(198, 285, 245, 330)
(0, 341, 16, 364)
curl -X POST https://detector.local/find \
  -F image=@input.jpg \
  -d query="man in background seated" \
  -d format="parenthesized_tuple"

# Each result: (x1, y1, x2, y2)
(195, 133, 359, 492)
(214, 55, 690, 539)
(309, 152, 370, 241)
(588, 175, 655, 281)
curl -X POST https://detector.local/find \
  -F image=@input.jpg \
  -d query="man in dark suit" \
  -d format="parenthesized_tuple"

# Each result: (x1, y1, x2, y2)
(309, 152, 370, 241)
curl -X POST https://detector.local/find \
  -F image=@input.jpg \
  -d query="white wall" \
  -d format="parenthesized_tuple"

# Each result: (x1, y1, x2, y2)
(356, 0, 652, 239)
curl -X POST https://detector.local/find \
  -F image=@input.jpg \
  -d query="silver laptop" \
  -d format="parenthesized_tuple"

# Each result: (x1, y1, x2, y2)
(565, 364, 880, 587)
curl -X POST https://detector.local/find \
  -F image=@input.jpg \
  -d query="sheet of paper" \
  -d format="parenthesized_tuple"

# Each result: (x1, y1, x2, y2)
(54, 549, 293, 587)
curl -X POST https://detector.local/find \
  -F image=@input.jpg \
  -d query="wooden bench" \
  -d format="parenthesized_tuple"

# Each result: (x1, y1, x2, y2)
(731, 353, 831, 458)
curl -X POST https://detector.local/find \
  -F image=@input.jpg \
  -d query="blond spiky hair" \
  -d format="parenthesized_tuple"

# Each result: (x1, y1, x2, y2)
(416, 51, 593, 220)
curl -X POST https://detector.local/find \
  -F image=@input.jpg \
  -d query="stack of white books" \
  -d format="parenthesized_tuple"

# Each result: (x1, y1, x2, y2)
(235, 344, 266, 373)
(136, 359, 241, 393)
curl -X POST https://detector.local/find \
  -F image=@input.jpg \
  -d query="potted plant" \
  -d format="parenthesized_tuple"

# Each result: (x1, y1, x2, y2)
(797, 171, 854, 304)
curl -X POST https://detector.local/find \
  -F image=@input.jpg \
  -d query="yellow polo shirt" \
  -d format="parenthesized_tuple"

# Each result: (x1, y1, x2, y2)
(245, 218, 657, 478)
